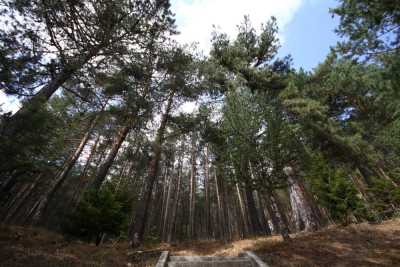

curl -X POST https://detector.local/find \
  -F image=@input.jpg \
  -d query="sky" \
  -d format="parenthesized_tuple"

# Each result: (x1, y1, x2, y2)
(0, 0, 341, 114)
(170, 0, 341, 70)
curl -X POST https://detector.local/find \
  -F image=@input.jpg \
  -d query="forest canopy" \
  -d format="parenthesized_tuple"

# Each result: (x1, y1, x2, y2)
(0, 0, 399, 248)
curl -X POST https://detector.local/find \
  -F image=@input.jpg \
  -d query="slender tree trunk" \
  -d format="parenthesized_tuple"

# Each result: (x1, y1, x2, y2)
(2, 174, 42, 223)
(65, 132, 100, 215)
(220, 176, 232, 240)
(159, 165, 170, 235)
(244, 184, 263, 235)
(189, 132, 197, 239)
(90, 123, 132, 192)
(28, 114, 101, 224)
(271, 190, 291, 241)
(130, 90, 175, 248)
(6, 48, 101, 137)
(168, 141, 184, 243)
(214, 168, 225, 241)
(235, 183, 249, 237)
(261, 193, 281, 234)
(255, 190, 271, 235)
(162, 170, 173, 240)
(203, 145, 211, 238)
(81, 134, 101, 178)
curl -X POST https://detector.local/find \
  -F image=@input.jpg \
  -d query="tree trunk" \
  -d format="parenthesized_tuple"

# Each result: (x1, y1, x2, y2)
(244, 184, 263, 235)
(90, 123, 132, 192)
(235, 183, 249, 237)
(130, 90, 175, 248)
(81, 134, 101, 178)
(271, 190, 291, 241)
(287, 173, 322, 232)
(189, 132, 197, 239)
(2, 174, 42, 223)
(214, 168, 225, 240)
(167, 141, 184, 243)
(161, 169, 173, 240)
(28, 114, 100, 224)
(6, 48, 101, 137)
(203, 145, 211, 239)
(262, 193, 281, 234)
(254, 190, 271, 235)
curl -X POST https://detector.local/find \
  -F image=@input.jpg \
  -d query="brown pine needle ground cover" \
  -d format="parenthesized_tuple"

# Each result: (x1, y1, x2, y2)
(164, 219, 400, 266)
(1, 219, 400, 267)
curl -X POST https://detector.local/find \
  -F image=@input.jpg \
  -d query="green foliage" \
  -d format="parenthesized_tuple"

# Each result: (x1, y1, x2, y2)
(63, 188, 130, 244)
(367, 179, 400, 217)
(305, 153, 368, 223)
(331, 0, 400, 60)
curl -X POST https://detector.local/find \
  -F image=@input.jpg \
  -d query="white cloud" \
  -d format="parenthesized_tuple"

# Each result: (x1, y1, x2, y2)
(171, 0, 303, 52)
(0, 91, 20, 114)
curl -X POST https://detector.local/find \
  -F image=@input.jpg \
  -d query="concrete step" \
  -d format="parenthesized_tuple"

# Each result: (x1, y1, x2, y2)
(156, 251, 269, 267)
(169, 256, 247, 262)
(167, 259, 253, 267)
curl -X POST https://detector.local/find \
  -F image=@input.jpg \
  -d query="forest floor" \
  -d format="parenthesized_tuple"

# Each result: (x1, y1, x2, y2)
(1, 219, 400, 267)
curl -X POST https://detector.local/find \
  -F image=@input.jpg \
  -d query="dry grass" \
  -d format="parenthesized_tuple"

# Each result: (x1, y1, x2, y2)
(0, 224, 157, 267)
(164, 219, 400, 266)
(1, 219, 400, 267)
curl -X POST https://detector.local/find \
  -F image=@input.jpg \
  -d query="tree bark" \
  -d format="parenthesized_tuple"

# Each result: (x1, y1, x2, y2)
(271, 190, 291, 241)
(6, 47, 101, 137)
(130, 90, 175, 248)
(161, 168, 173, 240)
(254, 190, 272, 235)
(90, 123, 132, 192)
(189, 132, 197, 239)
(28, 114, 101, 224)
(284, 165, 324, 232)
(262, 193, 281, 234)
(167, 141, 184, 243)
(244, 184, 263, 235)
(203, 145, 211, 238)
(235, 183, 249, 237)
(214, 168, 225, 240)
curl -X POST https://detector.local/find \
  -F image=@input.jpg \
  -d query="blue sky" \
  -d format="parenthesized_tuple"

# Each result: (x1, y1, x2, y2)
(171, 0, 341, 71)
(278, 0, 340, 70)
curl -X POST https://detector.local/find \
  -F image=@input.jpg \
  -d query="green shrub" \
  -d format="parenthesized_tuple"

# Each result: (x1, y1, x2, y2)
(63, 188, 130, 245)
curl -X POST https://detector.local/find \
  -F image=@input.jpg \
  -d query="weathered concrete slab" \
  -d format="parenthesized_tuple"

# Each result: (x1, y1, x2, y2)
(156, 251, 170, 267)
(169, 256, 246, 262)
(168, 260, 253, 267)
(240, 251, 270, 267)
(162, 250, 268, 267)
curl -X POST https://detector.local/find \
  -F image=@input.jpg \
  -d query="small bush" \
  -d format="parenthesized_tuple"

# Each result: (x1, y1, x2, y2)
(63, 187, 130, 245)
